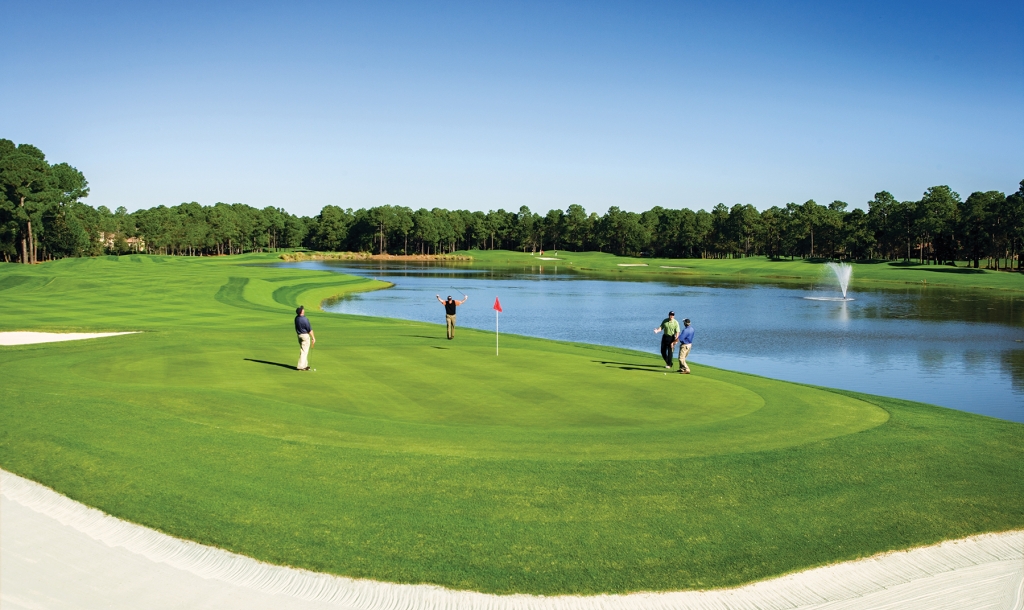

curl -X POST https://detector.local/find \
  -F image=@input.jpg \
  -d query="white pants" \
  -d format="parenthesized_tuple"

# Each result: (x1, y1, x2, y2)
(678, 343, 692, 371)
(297, 333, 311, 369)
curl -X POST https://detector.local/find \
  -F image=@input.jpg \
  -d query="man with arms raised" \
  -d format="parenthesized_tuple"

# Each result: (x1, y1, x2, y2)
(295, 305, 316, 370)
(653, 311, 680, 369)
(436, 294, 467, 340)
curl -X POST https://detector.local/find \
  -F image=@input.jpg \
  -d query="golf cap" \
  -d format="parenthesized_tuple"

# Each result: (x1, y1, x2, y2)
(447, 295, 452, 300)
(669, 311, 675, 316)
(296, 306, 304, 314)
(684, 318, 690, 324)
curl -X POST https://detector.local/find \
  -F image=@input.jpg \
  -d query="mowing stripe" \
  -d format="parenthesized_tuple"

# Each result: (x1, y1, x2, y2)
(3, 470, 1021, 610)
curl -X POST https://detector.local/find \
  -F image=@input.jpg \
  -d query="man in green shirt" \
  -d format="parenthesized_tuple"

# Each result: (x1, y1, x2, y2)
(653, 311, 681, 369)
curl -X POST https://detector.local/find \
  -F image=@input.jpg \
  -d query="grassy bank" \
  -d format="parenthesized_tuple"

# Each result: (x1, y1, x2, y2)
(1, 254, 1021, 594)
(280, 251, 473, 262)
(453, 249, 1024, 292)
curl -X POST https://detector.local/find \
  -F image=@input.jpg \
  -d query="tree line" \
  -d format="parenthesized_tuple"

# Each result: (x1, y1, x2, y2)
(3, 139, 1022, 269)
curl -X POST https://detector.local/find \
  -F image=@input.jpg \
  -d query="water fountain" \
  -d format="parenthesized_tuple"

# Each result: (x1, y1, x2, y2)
(827, 262, 853, 299)
(804, 262, 854, 301)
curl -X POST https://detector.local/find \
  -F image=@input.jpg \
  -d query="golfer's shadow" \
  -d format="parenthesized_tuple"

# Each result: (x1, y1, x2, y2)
(244, 358, 296, 370)
(593, 360, 666, 374)
(593, 360, 663, 368)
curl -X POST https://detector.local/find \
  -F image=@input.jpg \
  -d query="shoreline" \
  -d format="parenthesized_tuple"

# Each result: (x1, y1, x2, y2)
(280, 252, 473, 262)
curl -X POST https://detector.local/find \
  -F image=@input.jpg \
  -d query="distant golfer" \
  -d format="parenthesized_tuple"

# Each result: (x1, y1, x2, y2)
(295, 305, 315, 371)
(653, 311, 680, 369)
(436, 293, 467, 340)
(678, 318, 694, 374)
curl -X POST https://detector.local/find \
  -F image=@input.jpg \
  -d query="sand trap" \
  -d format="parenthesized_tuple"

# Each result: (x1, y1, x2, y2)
(0, 331, 139, 346)
(536, 257, 561, 260)
(2, 469, 1020, 610)
(616, 263, 648, 267)
(660, 266, 688, 269)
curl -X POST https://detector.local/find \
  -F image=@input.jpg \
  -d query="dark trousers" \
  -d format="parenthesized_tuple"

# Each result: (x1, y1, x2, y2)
(660, 335, 676, 366)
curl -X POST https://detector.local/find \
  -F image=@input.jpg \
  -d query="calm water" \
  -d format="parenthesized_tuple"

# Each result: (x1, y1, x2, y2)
(289, 261, 1024, 423)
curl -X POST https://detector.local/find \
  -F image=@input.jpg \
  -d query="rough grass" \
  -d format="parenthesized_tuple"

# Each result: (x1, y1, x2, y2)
(0, 254, 1021, 595)
(455, 249, 1024, 292)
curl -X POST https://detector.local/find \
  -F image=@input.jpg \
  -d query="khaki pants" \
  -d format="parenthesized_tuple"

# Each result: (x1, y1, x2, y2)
(678, 343, 692, 372)
(297, 333, 311, 369)
(445, 314, 456, 339)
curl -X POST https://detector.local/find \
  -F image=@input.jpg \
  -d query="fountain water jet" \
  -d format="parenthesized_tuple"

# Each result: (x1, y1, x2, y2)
(828, 262, 853, 298)
(804, 262, 854, 301)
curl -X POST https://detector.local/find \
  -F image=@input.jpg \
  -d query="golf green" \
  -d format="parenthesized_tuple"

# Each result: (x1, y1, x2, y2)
(1, 254, 1021, 595)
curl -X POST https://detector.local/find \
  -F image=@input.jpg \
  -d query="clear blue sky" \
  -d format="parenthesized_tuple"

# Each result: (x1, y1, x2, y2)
(3, 1, 1021, 216)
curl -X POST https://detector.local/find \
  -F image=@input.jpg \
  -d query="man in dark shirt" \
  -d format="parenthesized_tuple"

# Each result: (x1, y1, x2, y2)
(435, 294, 467, 340)
(653, 311, 681, 368)
(294, 305, 315, 370)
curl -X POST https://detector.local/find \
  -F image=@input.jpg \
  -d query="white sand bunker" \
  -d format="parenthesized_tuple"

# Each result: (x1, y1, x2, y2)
(0, 331, 139, 346)
(536, 257, 561, 260)
(2, 469, 1021, 610)
(617, 263, 648, 267)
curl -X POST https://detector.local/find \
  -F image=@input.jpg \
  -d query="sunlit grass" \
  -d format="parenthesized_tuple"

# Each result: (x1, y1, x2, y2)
(1, 254, 1021, 594)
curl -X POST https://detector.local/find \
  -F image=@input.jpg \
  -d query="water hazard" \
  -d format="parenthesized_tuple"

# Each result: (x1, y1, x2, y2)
(288, 261, 1024, 423)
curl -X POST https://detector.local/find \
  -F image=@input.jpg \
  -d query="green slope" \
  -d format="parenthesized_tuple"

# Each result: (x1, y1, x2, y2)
(1, 254, 1021, 594)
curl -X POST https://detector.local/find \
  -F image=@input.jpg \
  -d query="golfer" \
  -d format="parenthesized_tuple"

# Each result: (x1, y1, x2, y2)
(653, 311, 680, 369)
(295, 305, 315, 370)
(678, 318, 694, 374)
(436, 293, 467, 340)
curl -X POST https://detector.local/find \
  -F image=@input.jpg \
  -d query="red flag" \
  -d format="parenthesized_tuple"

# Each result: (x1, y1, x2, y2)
(493, 297, 502, 313)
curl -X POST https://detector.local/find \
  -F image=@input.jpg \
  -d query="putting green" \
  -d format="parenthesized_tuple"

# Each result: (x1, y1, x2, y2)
(47, 325, 886, 460)
(0, 254, 1020, 595)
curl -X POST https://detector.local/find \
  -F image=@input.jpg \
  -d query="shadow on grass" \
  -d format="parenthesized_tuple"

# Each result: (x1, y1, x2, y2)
(593, 360, 662, 368)
(615, 366, 670, 373)
(430, 346, 450, 350)
(244, 358, 296, 370)
(898, 267, 989, 275)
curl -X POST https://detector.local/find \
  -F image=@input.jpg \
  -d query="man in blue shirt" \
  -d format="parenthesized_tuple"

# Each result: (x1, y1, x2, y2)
(294, 305, 316, 370)
(678, 318, 694, 374)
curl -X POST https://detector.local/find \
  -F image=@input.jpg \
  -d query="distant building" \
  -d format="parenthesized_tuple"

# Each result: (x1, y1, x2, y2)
(99, 232, 146, 252)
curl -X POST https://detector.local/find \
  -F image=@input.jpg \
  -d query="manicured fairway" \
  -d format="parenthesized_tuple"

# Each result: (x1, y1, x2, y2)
(455, 249, 1024, 292)
(1, 254, 1021, 594)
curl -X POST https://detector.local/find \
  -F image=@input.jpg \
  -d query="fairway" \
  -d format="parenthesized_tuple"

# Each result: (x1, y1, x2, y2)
(1, 254, 1021, 595)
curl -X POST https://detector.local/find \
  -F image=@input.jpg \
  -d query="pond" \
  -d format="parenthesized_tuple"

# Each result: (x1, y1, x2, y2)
(286, 261, 1024, 423)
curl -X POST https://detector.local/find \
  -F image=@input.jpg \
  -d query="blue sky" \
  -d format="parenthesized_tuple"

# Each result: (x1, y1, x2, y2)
(2, 1, 1021, 216)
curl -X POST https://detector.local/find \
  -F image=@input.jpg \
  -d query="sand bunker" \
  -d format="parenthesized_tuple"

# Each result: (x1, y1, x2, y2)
(536, 257, 561, 260)
(0, 332, 139, 346)
(2, 469, 1020, 610)
(616, 263, 648, 267)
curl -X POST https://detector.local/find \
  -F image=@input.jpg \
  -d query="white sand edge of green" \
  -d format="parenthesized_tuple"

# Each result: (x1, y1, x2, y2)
(0, 331, 139, 346)
(2, 470, 1021, 610)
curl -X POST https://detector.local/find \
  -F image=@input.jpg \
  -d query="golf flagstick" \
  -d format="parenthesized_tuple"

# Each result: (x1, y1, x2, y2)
(493, 297, 502, 356)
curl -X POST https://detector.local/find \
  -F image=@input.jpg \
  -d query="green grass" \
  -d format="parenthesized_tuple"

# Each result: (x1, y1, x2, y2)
(454, 249, 1024, 292)
(1, 254, 1021, 595)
